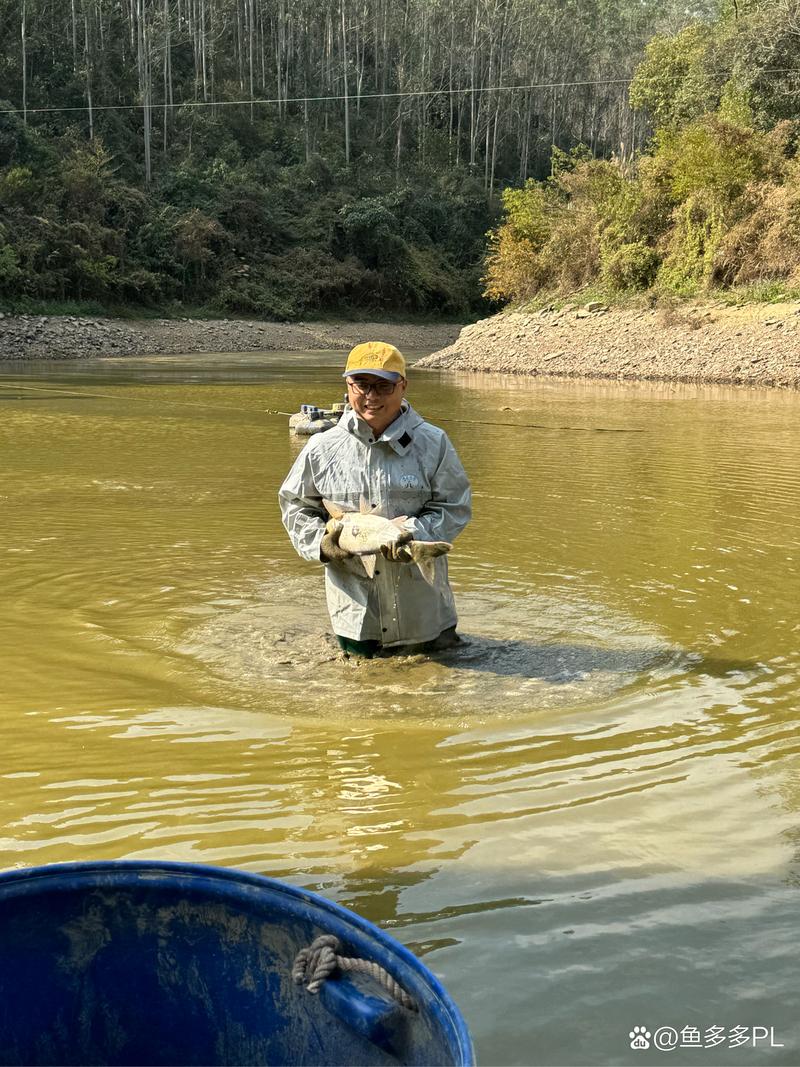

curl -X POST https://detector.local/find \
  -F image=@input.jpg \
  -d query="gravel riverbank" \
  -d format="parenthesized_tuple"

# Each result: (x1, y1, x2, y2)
(417, 301, 800, 388)
(4, 306, 799, 388)
(0, 315, 461, 360)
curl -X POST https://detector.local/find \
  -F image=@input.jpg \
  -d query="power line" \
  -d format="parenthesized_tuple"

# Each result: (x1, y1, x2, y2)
(0, 78, 632, 117)
(2, 69, 797, 119)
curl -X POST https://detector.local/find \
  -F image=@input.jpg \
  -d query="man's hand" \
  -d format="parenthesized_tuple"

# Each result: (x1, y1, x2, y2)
(380, 533, 413, 562)
(320, 519, 353, 563)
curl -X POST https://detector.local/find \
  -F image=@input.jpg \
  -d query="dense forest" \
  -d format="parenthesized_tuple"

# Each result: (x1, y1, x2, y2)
(0, 0, 712, 318)
(485, 0, 800, 308)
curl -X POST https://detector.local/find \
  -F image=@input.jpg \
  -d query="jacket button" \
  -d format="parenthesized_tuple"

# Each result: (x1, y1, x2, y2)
(382, 627, 387, 633)
(375, 569, 380, 575)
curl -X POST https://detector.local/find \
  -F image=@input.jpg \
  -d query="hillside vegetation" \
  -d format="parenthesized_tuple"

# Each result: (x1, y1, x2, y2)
(1, 0, 707, 319)
(484, 0, 800, 309)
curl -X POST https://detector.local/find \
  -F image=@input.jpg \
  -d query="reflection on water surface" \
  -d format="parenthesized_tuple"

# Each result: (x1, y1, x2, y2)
(1, 354, 799, 1065)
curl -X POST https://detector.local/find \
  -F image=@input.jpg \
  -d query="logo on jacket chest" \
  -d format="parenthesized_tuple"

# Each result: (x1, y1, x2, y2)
(398, 473, 421, 490)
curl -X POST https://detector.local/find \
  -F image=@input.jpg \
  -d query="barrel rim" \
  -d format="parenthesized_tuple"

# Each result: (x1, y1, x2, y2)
(0, 860, 474, 1064)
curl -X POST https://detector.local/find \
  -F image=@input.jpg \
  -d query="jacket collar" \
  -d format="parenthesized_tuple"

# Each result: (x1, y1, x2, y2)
(340, 401, 423, 455)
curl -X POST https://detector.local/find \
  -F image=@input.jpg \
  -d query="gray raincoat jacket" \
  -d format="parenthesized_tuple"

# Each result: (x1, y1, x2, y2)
(278, 402, 471, 646)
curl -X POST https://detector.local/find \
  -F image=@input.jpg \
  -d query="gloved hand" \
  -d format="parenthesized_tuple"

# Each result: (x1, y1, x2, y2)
(380, 533, 413, 562)
(320, 519, 353, 563)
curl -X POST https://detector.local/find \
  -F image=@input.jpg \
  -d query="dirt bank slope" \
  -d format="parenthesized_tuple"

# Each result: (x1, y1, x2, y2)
(416, 302, 800, 388)
(0, 315, 461, 360)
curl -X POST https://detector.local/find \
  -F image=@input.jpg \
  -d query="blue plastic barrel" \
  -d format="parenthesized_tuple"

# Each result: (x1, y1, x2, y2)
(0, 861, 473, 1066)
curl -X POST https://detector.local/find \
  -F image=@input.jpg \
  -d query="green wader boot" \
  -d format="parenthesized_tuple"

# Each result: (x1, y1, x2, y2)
(336, 635, 382, 659)
(336, 627, 460, 659)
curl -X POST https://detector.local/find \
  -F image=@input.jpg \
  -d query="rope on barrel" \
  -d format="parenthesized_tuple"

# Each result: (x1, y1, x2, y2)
(292, 934, 418, 1012)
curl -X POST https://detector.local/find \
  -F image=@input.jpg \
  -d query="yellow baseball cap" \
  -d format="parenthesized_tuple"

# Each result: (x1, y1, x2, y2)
(343, 341, 406, 382)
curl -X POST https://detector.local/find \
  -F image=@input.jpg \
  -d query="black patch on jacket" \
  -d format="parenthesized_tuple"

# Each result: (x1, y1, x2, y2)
(398, 432, 412, 448)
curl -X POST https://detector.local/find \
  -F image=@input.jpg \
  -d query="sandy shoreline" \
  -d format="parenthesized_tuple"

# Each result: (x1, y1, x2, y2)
(0, 315, 462, 361)
(418, 301, 800, 389)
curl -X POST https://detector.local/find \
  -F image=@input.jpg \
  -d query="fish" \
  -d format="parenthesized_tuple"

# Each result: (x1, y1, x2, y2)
(322, 497, 452, 585)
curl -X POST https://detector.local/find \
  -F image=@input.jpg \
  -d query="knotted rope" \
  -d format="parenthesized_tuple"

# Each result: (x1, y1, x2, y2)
(292, 934, 418, 1012)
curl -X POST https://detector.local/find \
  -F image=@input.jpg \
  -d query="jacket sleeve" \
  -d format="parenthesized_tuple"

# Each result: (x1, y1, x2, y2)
(278, 445, 328, 563)
(407, 432, 472, 544)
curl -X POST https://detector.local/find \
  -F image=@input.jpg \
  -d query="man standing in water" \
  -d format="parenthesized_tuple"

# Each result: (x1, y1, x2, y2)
(278, 342, 471, 657)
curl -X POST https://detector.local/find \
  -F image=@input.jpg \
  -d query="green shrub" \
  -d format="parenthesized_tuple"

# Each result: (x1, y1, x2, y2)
(540, 201, 601, 292)
(656, 116, 781, 212)
(602, 242, 661, 291)
(499, 179, 556, 248)
(483, 159, 639, 301)
(0, 166, 36, 209)
(656, 195, 725, 295)
(483, 229, 547, 303)
(0, 240, 21, 286)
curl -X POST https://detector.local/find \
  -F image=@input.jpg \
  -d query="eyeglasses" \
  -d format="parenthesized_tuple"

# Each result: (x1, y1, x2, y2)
(346, 378, 399, 397)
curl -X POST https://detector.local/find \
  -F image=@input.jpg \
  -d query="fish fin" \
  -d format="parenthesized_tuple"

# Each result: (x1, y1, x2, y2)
(390, 515, 410, 528)
(323, 499, 346, 520)
(358, 494, 383, 515)
(415, 558, 437, 586)
(360, 554, 377, 579)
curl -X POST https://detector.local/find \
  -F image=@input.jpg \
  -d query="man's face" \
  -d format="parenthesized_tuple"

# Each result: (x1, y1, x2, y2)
(346, 374, 407, 435)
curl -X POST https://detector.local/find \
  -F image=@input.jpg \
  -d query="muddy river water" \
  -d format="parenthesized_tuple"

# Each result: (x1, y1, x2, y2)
(1, 351, 799, 1065)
